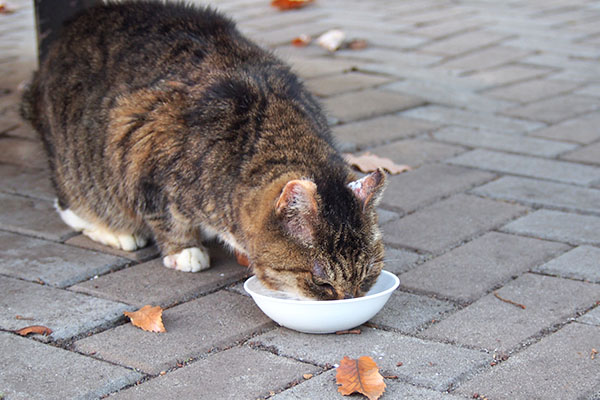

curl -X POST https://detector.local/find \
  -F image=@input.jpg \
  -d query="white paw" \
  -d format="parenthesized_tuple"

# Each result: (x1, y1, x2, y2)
(55, 201, 94, 232)
(163, 247, 210, 272)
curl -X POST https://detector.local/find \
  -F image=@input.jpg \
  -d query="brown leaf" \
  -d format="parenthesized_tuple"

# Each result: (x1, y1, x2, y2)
(271, 0, 314, 10)
(15, 325, 52, 336)
(291, 34, 311, 47)
(347, 39, 368, 50)
(235, 250, 250, 267)
(124, 305, 166, 333)
(336, 356, 386, 400)
(344, 152, 411, 175)
(0, 2, 15, 14)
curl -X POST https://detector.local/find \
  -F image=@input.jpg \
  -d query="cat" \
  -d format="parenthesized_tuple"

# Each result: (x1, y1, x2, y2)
(21, 0, 386, 300)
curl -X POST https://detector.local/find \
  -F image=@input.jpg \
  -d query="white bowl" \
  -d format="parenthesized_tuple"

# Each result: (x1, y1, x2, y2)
(244, 270, 399, 334)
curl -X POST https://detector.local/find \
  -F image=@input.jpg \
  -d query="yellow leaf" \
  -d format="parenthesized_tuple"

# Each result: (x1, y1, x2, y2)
(124, 305, 166, 333)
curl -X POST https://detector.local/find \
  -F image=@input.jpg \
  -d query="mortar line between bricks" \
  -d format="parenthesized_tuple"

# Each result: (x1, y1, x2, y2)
(426, 38, 520, 69)
(443, 160, 600, 189)
(467, 189, 600, 218)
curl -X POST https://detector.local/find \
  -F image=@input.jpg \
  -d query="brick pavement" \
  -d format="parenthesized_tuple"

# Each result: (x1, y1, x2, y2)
(1, 0, 599, 399)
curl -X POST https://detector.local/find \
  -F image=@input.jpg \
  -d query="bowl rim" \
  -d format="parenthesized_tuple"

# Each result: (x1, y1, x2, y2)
(244, 270, 399, 305)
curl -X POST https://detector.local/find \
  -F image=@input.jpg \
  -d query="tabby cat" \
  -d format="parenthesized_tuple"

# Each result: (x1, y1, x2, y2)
(22, 0, 386, 300)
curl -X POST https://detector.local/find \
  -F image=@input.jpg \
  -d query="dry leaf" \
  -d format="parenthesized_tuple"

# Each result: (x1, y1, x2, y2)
(336, 356, 386, 400)
(347, 39, 368, 50)
(124, 305, 166, 333)
(235, 250, 250, 267)
(271, 0, 313, 11)
(15, 325, 52, 336)
(316, 29, 346, 52)
(0, 1, 15, 14)
(291, 34, 311, 47)
(344, 152, 411, 175)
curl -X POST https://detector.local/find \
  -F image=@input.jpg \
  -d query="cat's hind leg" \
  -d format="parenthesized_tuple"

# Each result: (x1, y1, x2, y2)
(55, 200, 148, 251)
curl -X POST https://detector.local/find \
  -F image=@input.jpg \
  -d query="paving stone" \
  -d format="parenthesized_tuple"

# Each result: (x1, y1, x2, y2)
(344, 48, 443, 68)
(527, 112, 600, 144)
(386, 80, 515, 113)
(271, 369, 467, 400)
(377, 208, 399, 226)
(579, 307, 600, 326)
(433, 126, 577, 157)
(457, 323, 600, 400)
(305, 72, 393, 97)
(380, 164, 495, 214)
(65, 234, 161, 262)
(422, 274, 599, 352)
(472, 176, 600, 216)
(0, 137, 47, 169)
(369, 290, 456, 333)
(287, 57, 358, 79)
(0, 276, 131, 341)
(0, 192, 75, 242)
(576, 83, 600, 98)
(437, 46, 533, 73)
(0, 163, 54, 200)
(0, 231, 130, 288)
(484, 78, 582, 104)
(449, 149, 600, 185)
(560, 141, 600, 165)
(465, 64, 554, 89)
(534, 245, 600, 283)
(410, 17, 484, 39)
(332, 114, 439, 151)
(400, 232, 569, 303)
(322, 89, 425, 123)
(366, 139, 465, 169)
(502, 209, 600, 247)
(419, 30, 509, 56)
(251, 327, 491, 391)
(383, 194, 527, 254)
(401, 105, 544, 134)
(383, 247, 421, 275)
(70, 245, 249, 308)
(74, 291, 273, 374)
(0, 332, 143, 400)
(112, 346, 318, 400)
(502, 94, 600, 124)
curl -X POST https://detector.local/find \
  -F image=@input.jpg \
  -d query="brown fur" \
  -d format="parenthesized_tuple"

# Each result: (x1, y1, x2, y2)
(21, 0, 386, 300)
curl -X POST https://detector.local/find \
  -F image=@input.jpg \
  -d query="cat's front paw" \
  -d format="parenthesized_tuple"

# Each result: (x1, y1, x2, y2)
(163, 247, 210, 272)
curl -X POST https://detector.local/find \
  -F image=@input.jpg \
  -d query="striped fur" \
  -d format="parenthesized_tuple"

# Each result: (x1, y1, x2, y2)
(22, 0, 386, 299)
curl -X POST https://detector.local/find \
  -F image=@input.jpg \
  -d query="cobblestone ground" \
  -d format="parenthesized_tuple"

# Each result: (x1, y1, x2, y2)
(1, 0, 599, 399)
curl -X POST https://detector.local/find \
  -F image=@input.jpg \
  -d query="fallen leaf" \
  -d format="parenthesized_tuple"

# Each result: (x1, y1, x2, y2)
(344, 152, 411, 175)
(303, 373, 313, 379)
(291, 34, 311, 47)
(347, 39, 368, 50)
(335, 329, 362, 335)
(124, 305, 166, 333)
(15, 315, 34, 321)
(0, 1, 15, 14)
(317, 29, 346, 52)
(336, 356, 386, 400)
(235, 250, 250, 267)
(271, 0, 313, 11)
(15, 325, 52, 336)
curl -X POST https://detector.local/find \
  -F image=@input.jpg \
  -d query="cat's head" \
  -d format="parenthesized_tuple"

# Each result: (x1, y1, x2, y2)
(250, 168, 387, 300)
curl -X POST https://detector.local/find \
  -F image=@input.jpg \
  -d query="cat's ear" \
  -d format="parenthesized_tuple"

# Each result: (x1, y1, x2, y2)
(275, 179, 318, 246)
(348, 168, 386, 211)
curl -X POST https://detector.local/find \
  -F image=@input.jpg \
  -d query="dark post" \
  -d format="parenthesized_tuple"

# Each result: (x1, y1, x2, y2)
(33, 0, 100, 64)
